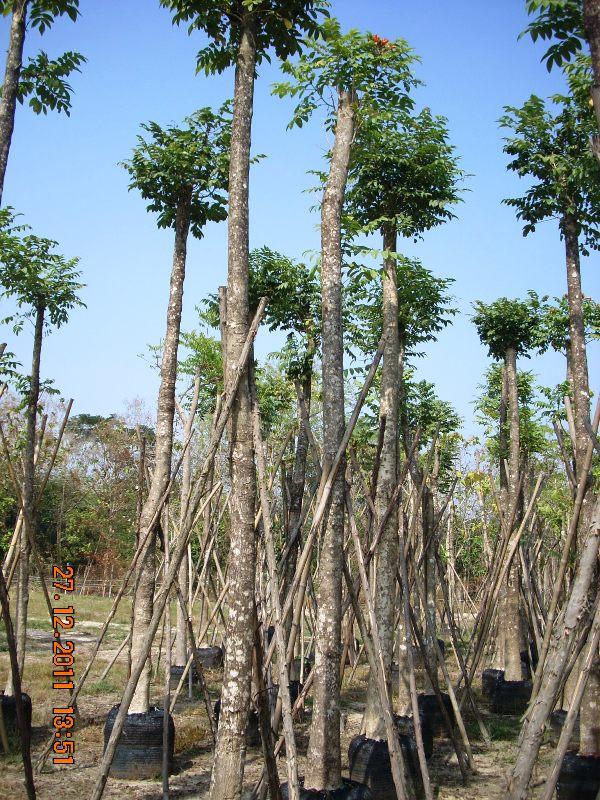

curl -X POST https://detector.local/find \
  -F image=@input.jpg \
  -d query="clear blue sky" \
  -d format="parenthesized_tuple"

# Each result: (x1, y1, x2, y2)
(1, 0, 598, 436)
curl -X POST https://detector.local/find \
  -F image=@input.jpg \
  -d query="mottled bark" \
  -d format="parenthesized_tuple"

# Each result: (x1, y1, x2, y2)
(129, 186, 192, 713)
(0, 0, 27, 204)
(561, 214, 598, 754)
(304, 88, 355, 792)
(208, 22, 257, 800)
(363, 224, 399, 740)
(503, 345, 523, 682)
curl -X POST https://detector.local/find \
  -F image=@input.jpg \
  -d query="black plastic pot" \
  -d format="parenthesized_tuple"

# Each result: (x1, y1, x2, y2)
(281, 777, 372, 800)
(394, 714, 433, 760)
(489, 680, 532, 716)
(417, 693, 455, 738)
(292, 656, 313, 680)
(556, 751, 600, 800)
(103, 705, 174, 780)
(197, 646, 223, 669)
(213, 699, 260, 747)
(0, 693, 32, 749)
(169, 664, 198, 694)
(481, 668, 505, 699)
(547, 710, 580, 751)
(348, 734, 424, 799)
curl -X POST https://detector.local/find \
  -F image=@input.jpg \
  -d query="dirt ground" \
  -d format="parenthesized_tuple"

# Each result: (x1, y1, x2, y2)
(0, 591, 555, 799)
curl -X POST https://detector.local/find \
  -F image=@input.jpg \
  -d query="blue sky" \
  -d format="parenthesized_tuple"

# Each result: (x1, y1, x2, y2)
(1, 0, 598, 436)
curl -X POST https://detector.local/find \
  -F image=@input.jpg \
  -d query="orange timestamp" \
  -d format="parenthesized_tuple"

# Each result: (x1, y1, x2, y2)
(51, 565, 76, 765)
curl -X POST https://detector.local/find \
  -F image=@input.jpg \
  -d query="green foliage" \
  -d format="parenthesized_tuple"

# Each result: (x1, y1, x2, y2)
(121, 105, 231, 238)
(0, 208, 84, 328)
(472, 296, 540, 360)
(345, 107, 463, 239)
(345, 255, 456, 358)
(28, 0, 80, 33)
(0, 1, 80, 32)
(404, 375, 461, 442)
(160, 0, 327, 73)
(16, 50, 86, 115)
(475, 363, 551, 460)
(201, 247, 321, 380)
(500, 92, 600, 252)
(179, 328, 223, 416)
(528, 289, 600, 352)
(403, 375, 462, 489)
(255, 362, 295, 436)
(521, 0, 584, 71)
(273, 18, 418, 130)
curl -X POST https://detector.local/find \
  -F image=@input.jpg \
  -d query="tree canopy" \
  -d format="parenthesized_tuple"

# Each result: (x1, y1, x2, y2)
(472, 296, 540, 360)
(120, 105, 232, 238)
(500, 91, 600, 250)
(160, 0, 327, 73)
(0, 207, 84, 328)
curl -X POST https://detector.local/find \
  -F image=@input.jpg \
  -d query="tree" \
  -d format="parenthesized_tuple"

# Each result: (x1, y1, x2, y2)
(343, 104, 461, 734)
(120, 105, 230, 715)
(0, 208, 83, 688)
(500, 95, 600, 749)
(473, 296, 539, 682)
(500, 90, 598, 549)
(0, 0, 85, 203)
(158, 4, 326, 798)
(274, 18, 420, 790)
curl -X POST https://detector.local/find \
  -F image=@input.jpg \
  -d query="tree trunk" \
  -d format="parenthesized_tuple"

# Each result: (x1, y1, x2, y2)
(174, 378, 200, 669)
(362, 224, 399, 740)
(0, 0, 27, 204)
(561, 215, 598, 755)
(208, 22, 257, 800)
(285, 376, 311, 679)
(503, 345, 523, 682)
(304, 88, 355, 792)
(129, 186, 192, 713)
(584, 0, 600, 133)
(9, 302, 43, 693)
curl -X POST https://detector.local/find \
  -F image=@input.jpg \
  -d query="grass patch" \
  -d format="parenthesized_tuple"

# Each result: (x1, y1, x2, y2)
(488, 715, 522, 741)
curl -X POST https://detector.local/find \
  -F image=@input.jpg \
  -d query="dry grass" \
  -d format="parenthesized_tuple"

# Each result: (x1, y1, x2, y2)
(0, 591, 556, 800)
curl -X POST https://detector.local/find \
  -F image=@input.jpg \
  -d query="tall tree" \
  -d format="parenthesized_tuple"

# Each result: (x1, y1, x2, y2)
(347, 255, 457, 705)
(159, 5, 326, 798)
(0, 208, 83, 688)
(501, 91, 600, 750)
(345, 106, 461, 735)
(274, 20, 419, 789)
(0, 0, 84, 203)
(473, 296, 539, 682)
(120, 105, 231, 714)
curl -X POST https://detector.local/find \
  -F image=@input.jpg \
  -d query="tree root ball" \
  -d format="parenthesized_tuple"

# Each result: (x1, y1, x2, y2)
(197, 645, 223, 669)
(417, 693, 455, 738)
(0, 693, 32, 748)
(394, 714, 433, 760)
(103, 705, 175, 780)
(348, 733, 425, 799)
(481, 668, 505, 699)
(281, 777, 373, 800)
(169, 664, 198, 694)
(489, 680, 532, 716)
(546, 710, 580, 751)
(213, 699, 260, 747)
(556, 751, 600, 800)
